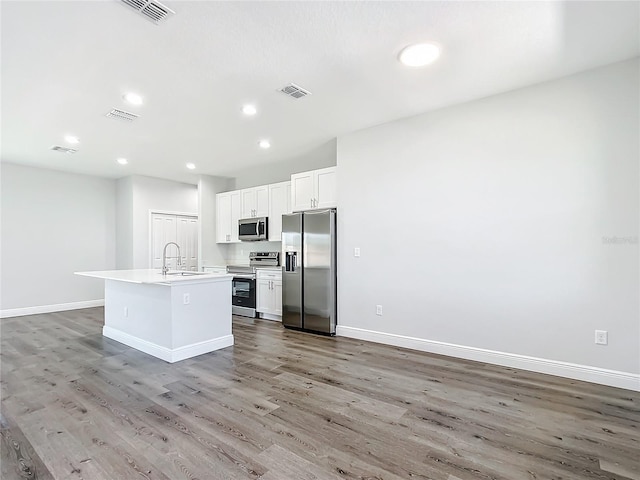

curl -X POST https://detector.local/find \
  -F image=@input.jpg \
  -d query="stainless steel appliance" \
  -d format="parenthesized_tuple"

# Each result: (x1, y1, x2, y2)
(228, 251, 280, 317)
(282, 209, 336, 335)
(238, 217, 268, 241)
(250, 251, 279, 267)
(228, 265, 257, 317)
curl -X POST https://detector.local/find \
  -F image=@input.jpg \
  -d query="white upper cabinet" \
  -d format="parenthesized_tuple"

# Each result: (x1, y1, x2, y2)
(291, 166, 337, 211)
(216, 190, 241, 243)
(268, 181, 291, 241)
(216, 171, 330, 243)
(241, 185, 269, 218)
(291, 170, 314, 212)
(315, 167, 337, 209)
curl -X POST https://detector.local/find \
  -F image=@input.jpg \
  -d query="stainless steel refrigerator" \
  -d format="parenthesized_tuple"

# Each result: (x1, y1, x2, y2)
(281, 209, 336, 335)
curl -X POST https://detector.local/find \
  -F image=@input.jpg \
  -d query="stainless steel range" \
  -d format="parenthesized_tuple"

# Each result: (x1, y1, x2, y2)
(228, 252, 279, 317)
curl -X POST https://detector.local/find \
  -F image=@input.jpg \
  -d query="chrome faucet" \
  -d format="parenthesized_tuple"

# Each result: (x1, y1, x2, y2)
(162, 242, 182, 275)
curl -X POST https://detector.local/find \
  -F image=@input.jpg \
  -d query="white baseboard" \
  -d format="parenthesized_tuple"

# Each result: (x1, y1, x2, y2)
(103, 326, 234, 363)
(336, 325, 640, 392)
(0, 300, 105, 319)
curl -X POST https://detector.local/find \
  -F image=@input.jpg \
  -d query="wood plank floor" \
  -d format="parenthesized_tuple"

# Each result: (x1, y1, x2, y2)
(1, 307, 638, 480)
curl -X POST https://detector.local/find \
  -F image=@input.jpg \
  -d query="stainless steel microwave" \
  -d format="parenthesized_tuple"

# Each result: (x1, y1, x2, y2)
(238, 217, 268, 241)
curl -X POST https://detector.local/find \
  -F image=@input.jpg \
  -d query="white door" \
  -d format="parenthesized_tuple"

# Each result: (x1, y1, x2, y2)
(151, 214, 177, 269)
(151, 213, 198, 271)
(177, 216, 198, 271)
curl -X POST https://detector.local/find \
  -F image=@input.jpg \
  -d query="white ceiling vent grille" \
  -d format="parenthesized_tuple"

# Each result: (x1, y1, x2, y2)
(106, 108, 139, 122)
(279, 83, 312, 99)
(50, 145, 78, 154)
(119, 0, 175, 24)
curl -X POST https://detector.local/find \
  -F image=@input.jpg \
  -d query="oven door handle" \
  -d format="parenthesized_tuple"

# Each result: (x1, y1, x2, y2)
(232, 274, 256, 279)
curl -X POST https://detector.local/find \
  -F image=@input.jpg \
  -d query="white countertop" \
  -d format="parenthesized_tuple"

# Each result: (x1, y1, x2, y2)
(75, 269, 232, 285)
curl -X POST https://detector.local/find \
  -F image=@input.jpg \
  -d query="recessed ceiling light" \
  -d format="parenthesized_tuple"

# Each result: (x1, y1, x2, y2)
(398, 43, 440, 67)
(186, 162, 196, 170)
(242, 104, 257, 116)
(259, 140, 271, 149)
(117, 157, 128, 165)
(123, 92, 143, 106)
(64, 135, 79, 144)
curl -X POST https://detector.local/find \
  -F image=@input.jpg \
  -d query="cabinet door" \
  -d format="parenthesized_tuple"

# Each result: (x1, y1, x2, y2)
(291, 171, 314, 211)
(217, 191, 242, 243)
(268, 181, 290, 241)
(241, 186, 268, 218)
(229, 191, 242, 243)
(273, 280, 282, 316)
(241, 188, 257, 218)
(216, 193, 232, 243)
(254, 185, 269, 217)
(314, 166, 337, 209)
(256, 278, 272, 314)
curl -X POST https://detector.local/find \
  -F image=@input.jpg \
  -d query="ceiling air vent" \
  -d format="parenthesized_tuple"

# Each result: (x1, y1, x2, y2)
(50, 145, 78, 154)
(279, 83, 312, 99)
(119, 0, 175, 24)
(106, 108, 139, 122)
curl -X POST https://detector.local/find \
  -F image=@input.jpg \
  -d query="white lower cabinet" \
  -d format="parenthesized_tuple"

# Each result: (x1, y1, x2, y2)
(256, 269, 282, 319)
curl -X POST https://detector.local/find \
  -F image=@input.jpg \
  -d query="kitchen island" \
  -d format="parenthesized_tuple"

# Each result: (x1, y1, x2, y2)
(75, 269, 233, 363)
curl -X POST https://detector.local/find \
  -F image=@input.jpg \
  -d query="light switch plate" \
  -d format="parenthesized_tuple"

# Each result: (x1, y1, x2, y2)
(354, 247, 361, 257)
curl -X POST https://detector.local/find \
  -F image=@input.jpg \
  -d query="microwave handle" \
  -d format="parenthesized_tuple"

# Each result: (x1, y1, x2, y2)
(256, 222, 260, 236)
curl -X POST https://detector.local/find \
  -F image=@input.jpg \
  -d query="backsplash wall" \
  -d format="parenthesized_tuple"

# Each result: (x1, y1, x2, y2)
(224, 241, 282, 266)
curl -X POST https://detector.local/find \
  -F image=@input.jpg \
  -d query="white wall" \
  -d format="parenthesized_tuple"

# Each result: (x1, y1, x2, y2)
(337, 59, 639, 384)
(115, 176, 133, 269)
(129, 176, 198, 268)
(198, 174, 232, 268)
(231, 139, 336, 190)
(0, 163, 116, 313)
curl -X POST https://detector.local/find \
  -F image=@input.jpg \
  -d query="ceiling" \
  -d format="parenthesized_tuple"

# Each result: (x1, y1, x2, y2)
(1, 1, 638, 184)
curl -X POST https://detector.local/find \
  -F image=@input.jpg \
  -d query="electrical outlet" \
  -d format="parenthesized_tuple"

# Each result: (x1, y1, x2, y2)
(376, 305, 383, 316)
(595, 330, 608, 345)
(183, 293, 190, 305)
(124, 306, 128, 317)
(354, 247, 361, 257)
